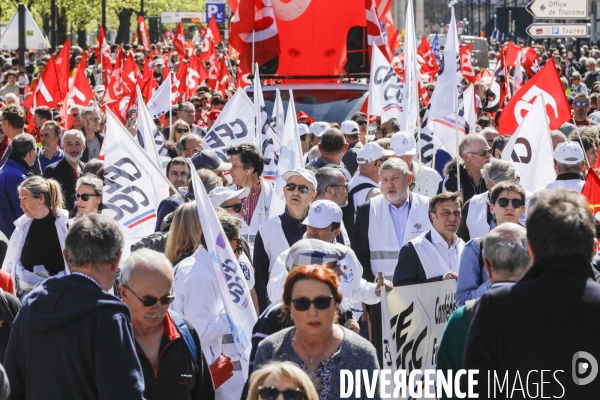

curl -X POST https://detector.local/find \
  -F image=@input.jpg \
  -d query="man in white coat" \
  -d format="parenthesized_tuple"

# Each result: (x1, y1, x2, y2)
(352, 157, 432, 366)
(390, 131, 442, 198)
(544, 141, 586, 192)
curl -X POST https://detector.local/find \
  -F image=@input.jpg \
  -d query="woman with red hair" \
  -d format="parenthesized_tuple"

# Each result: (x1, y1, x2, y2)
(253, 265, 380, 399)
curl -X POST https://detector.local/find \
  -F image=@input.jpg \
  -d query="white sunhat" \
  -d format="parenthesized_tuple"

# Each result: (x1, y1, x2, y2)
(302, 200, 342, 229)
(209, 186, 250, 208)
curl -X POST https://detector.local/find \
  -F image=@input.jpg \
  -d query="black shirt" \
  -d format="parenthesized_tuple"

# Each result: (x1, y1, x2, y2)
(20, 212, 64, 276)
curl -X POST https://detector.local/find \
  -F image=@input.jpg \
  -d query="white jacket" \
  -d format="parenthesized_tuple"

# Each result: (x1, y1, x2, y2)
(2, 210, 70, 283)
(411, 162, 442, 198)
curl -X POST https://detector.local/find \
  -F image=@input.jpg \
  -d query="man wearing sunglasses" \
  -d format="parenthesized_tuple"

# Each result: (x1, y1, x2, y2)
(545, 141, 585, 192)
(572, 93, 598, 127)
(119, 249, 215, 400)
(253, 168, 317, 313)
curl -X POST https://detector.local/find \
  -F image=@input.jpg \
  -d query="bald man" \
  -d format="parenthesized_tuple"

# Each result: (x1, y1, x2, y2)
(119, 249, 215, 400)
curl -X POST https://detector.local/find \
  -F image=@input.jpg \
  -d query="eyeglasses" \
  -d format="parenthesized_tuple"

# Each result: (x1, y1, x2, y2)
(257, 386, 306, 400)
(356, 120, 367, 126)
(193, 104, 202, 109)
(328, 183, 350, 191)
(176, 128, 190, 133)
(222, 203, 243, 213)
(77, 193, 100, 201)
(122, 285, 175, 307)
(466, 148, 493, 157)
(180, 109, 194, 113)
(71, 113, 79, 117)
(285, 183, 312, 194)
(291, 296, 333, 311)
(575, 101, 589, 107)
(495, 197, 525, 208)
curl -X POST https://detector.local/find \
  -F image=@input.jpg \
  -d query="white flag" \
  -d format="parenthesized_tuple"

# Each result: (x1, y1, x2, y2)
(136, 85, 171, 172)
(368, 43, 404, 123)
(271, 88, 285, 141)
(187, 158, 257, 380)
(269, 89, 304, 219)
(514, 53, 524, 94)
(501, 94, 556, 192)
(147, 74, 172, 118)
(399, 0, 419, 134)
(102, 109, 170, 249)
(463, 84, 477, 132)
(203, 89, 257, 161)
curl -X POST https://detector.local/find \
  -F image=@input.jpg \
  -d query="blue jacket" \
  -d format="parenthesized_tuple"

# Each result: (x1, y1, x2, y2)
(4, 274, 146, 400)
(455, 238, 490, 306)
(0, 158, 31, 238)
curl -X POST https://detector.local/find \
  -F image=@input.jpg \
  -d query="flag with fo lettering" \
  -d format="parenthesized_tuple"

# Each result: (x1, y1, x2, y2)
(253, 63, 281, 181)
(102, 110, 170, 250)
(203, 89, 257, 161)
(188, 158, 257, 380)
(501, 95, 556, 192)
(136, 85, 171, 171)
(368, 43, 404, 123)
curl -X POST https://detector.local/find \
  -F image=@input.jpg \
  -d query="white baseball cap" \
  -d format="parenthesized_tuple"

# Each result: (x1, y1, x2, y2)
(356, 143, 394, 164)
(302, 200, 342, 229)
(209, 186, 250, 208)
(341, 120, 360, 135)
(282, 168, 318, 190)
(298, 123, 309, 136)
(390, 131, 417, 156)
(554, 141, 584, 164)
(309, 122, 330, 137)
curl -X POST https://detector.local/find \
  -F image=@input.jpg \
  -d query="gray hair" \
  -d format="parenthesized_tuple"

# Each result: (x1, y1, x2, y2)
(177, 133, 204, 155)
(81, 106, 100, 121)
(587, 58, 597, 66)
(458, 134, 486, 157)
(120, 248, 173, 288)
(65, 214, 124, 267)
(315, 167, 345, 198)
(550, 130, 567, 140)
(378, 158, 410, 177)
(5, 93, 18, 102)
(218, 212, 241, 241)
(481, 158, 516, 186)
(11, 133, 36, 158)
(69, 104, 84, 113)
(556, 161, 583, 174)
(62, 129, 85, 146)
(482, 223, 531, 277)
(76, 174, 103, 195)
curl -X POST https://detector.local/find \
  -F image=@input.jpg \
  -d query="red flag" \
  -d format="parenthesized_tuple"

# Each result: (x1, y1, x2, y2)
(417, 37, 438, 77)
(582, 170, 600, 234)
(207, 48, 220, 91)
(504, 42, 522, 68)
(138, 16, 151, 49)
(229, 0, 239, 14)
(107, 47, 124, 100)
(173, 22, 186, 59)
(365, 0, 391, 61)
(186, 56, 208, 98)
(141, 62, 158, 101)
(96, 27, 112, 73)
(121, 54, 140, 96)
(67, 58, 95, 108)
(22, 56, 62, 136)
(498, 60, 571, 135)
(460, 42, 476, 83)
(54, 38, 71, 101)
(229, 0, 281, 73)
(208, 16, 223, 44)
(216, 55, 230, 91)
(172, 61, 187, 103)
(235, 62, 251, 89)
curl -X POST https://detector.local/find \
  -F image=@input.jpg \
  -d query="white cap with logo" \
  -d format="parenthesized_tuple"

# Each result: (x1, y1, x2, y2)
(282, 168, 318, 190)
(356, 143, 395, 164)
(554, 141, 584, 164)
(298, 123, 309, 136)
(341, 120, 360, 135)
(209, 186, 250, 208)
(390, 131, 417, 157)
(302, 200, 343, 229)
(309, 122, 331, 138)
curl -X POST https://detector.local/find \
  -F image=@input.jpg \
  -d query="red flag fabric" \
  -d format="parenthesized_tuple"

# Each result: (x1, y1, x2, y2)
(235, 62, 251, 89)
(96, 27, 112, 73)
(229, 0, 239, 15)
(141, 63, 158, 101)
(199, 30, 216, 62)
(138, 16, 151, 49)
(504, 42, 522, 68)
(174, 22, 186, 58)
(417, 37, 438, 77)
(498, 60, 571, 135)
(23, 56, 62, 136)
(207, 49, 220, 91)
(107, 48, 124, 100)
(216, 55, 230, 91)
(365, 0, 391, 61)
(54, 38, 71, 101)
(186, 56, 208, 98)
(208, 16, 223, 44)
(67, 58, 95, 108)
(229, 0, 281, 73)
(460, 42, 476, 83)
(582, 169, 600, 227)
(172, 61, 187, 103)
(121, 54, 140, 96)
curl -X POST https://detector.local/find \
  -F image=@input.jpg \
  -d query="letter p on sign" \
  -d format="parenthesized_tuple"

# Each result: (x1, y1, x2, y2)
(206, 3, 225, 23)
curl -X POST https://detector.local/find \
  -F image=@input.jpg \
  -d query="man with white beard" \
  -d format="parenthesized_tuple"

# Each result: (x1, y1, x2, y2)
(44, 130, 86, 213)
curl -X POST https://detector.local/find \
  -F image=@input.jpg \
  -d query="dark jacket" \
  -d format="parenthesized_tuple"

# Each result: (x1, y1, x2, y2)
(4, 274, 145, 400)
(392, 231, 445, 286)
(0, 158, 32, 238)
(342, 141, 363, 177)
(43, 158, 86, 213)
(81, 131, 104, 163)
(456, 193, 493, 242)
(463, 255, 600, 398)
(0, 289, 20, 362)
(438, 161, 487, 203)
(137, 311, 215, 400)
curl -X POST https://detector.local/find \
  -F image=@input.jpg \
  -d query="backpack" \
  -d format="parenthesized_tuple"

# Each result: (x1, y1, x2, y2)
(168, 310, 198, 371)
(342, 183, 376, 240)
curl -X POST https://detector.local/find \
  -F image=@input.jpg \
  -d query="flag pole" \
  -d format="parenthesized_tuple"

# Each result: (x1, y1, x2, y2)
(169, 75, 173, 131)
(252, 30, 255, 69)
(573, 120, 591, 170)
(455, 112, 460, 193)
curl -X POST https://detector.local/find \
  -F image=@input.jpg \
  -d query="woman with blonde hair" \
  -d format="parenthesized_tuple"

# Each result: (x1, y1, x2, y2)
(169, 119, 191, 143)
(2, 176, 69, 296)
(247, 361, 318, 400)
(164, 201, 204, 266)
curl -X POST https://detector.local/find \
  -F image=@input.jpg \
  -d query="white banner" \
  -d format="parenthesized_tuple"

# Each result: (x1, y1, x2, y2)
(400, 0, 419, 134)
(203, 89, 257, 161)
(136, 85, 171, 172)
(368, 43, 404, 123)
(102, 110, 170, 249)
(147, 74, 172, 118)
(381, 280, 457, 398)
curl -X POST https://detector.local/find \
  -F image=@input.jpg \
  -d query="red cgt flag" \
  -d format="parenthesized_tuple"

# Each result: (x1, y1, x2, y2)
(582, 170, 600, 240)
(173, 22, 186, 59)
(208, 16, 223, 44)
(460, 42, 476, 83)
(417, 37, 438, 77)
(138, 16, 151, 49)
(498, 59, 571, 135)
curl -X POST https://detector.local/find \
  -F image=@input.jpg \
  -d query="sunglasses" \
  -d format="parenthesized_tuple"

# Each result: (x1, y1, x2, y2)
(356, 120, 367, 125)
(575, 101, 589, 107)
(223, 203, 243, 213)
(496, 197, 525, 208)
(71, 113, 79, 117)
(291, 295, 333, 311)
(285, 183, 312, 194)
(123, 285, 175, 307)
(193, 104, 202, 109)
(176, 128, 190, 133)
(467, 148, 493, 157)
(77, 193, 100, 201)
(257, 387, 306, 400)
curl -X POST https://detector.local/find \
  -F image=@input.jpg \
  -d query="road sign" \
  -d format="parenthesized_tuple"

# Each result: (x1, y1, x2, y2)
(526, 23, 590, 38)
(206, 3, 226, 24)
(161, 12, 206, 24)
(526, 0, 588, 19)
(0, 5, 48, 50)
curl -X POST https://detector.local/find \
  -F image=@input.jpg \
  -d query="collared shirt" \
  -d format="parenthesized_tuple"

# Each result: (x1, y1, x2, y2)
(38, 148, 64, 172)
(241, 182, 262, 225)
(389, 200, 410, 246)
(430, 228, 460, 272)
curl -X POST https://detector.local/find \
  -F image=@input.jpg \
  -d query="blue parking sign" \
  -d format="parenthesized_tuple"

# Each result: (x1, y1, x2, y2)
(206, 3, 225, 24)
(552, 26, 559, 35)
